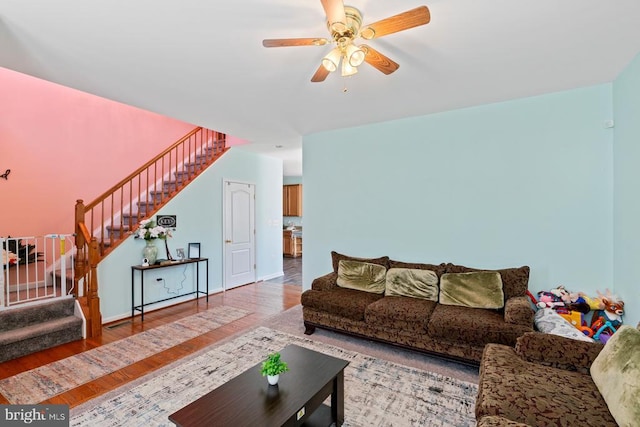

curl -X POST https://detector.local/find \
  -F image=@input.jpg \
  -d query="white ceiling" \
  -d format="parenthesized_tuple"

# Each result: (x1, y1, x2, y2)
(2, 1, 640, 176)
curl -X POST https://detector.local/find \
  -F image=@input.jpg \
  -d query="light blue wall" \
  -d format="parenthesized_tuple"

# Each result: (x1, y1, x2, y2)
(613, 52, 640, 328)
(283, 176, 302, 185)
(98, 148, 283, 322)
(303, 85, 614, 305)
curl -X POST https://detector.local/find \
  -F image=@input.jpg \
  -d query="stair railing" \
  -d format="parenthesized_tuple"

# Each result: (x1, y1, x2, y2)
(74, 127, 227, 336)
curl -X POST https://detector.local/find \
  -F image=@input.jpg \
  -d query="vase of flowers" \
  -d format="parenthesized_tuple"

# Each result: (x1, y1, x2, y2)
(135, 219, 171, 265)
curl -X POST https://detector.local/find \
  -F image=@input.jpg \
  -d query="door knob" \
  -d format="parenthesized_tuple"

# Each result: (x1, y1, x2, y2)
(225, 240, 232, 243)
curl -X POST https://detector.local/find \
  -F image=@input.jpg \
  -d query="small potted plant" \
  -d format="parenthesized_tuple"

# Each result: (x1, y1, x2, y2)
(260, 352, 289, 385)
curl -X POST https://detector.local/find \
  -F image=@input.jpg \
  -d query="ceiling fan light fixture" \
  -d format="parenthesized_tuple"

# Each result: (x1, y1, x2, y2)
(322, 47, 341, 72)
(263, 4, 431, 83)
(345, 43, 365, 67)
(360, 27, 375, 40)
(341, 57, 358, 77)
(329, 21, 348, 34)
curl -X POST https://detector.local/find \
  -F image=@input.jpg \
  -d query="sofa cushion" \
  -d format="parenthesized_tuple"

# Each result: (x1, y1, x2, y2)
(300, 288, 383, 321)
(365, 296, 438, 333)
(336, 260, 386, 294)
(475, 343, 617, 426)
(331, 251, 389, 273)
(388, 259, 447, 278)
(445, 264, 529, 300)
(439, 272, 504, 309)
(385, 268, 439, 301)
(504, 296, 534, 326)
(590, 325, 640, 427)
(427, 304, 528, 347)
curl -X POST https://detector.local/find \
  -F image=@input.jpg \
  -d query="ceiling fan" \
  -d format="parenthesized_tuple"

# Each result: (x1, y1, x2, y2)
(262, 0, 430, 82)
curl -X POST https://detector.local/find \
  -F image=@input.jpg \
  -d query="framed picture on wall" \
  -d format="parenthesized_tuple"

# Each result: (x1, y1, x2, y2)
(188, 243, 200, 259)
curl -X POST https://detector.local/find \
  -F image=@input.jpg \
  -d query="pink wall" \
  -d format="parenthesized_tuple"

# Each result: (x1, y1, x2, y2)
(226, 135, 250, 147)
(0, 67, 196, 237)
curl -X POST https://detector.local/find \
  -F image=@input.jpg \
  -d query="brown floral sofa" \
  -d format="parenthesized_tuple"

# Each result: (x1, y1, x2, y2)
(301, 252, 535, 364)
(476, 325, 640, 426)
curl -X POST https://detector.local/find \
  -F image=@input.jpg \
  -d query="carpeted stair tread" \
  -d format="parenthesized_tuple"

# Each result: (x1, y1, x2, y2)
(0, 298, 76, 332)
(0, 298, 83, 363)
(0, 315, 82, 346)
(0, 318, 83, 363)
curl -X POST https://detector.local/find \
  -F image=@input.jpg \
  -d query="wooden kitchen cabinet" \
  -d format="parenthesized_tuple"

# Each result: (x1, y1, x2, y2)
(283, 230, 302, 257)
(283, 184, 302, 216)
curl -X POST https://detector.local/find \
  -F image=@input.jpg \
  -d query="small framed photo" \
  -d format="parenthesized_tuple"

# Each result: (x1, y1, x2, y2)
(188, 243, 200, 259)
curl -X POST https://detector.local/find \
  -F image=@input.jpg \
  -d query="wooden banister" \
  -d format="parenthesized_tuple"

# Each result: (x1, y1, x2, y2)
(74, 127, 227, 337)
(85, 127, 202, 211)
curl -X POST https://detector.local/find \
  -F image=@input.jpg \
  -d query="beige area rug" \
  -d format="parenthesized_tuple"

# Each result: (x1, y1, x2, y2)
(264, 305, 480, 384)
(0, 305, 251, 404)
(70, 326, 478, 427)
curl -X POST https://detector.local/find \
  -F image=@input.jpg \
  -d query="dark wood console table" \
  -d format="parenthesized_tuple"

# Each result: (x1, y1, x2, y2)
(131, 258, 208, 321)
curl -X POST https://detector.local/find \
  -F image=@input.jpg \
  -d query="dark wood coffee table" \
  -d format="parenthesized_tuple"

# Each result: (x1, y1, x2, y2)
(168, 344, 349, 427)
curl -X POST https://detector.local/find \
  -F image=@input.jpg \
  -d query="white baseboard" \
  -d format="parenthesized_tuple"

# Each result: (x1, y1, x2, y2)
(258, 271, 284, 282)
(102, 287, 224, 324)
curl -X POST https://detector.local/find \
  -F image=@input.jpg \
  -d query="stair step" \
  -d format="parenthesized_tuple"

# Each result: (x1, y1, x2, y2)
(194, 153, 213, 162)
(163, 179, 185, 191)
(148, 189, 173, 203)
(174, 170, 194, 181)
(100, 238, 114, 249)
(106, 224, 131, 239)
(0, 297, 83, 362)
(182, 162, 204, 173)
(121, 213, 143, 227)
(136, 201, 157, 214)
(0, 315, 83, 362)
(0, 298, 76, 331)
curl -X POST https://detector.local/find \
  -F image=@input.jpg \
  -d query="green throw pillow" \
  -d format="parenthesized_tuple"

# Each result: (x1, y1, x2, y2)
(385, 268, 438, 301)
(439, 271, 504, 309)
(591, 325, 640, 426)
(337, 260, 386, 294)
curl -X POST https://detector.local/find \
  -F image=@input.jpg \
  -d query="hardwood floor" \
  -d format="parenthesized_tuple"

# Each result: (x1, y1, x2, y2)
(0, 262, 302, 408)
(263, 256, 302, 285)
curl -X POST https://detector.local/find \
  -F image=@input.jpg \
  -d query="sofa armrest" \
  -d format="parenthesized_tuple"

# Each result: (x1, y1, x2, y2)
(515, 331, 604, 373)
(311, 272, 339, 291)
(504, 296, 534, 326)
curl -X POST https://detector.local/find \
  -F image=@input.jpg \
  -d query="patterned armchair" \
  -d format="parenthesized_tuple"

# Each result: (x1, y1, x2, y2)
(476, 328, 640, 426)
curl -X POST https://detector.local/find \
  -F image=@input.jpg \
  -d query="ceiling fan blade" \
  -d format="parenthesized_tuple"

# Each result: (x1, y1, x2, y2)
(311, 64, 330, 82)
(263, 38, 329, 48)
(360, 6, 430, 40)
(321, 0, 347, 31)
(362, 45, 399, 75)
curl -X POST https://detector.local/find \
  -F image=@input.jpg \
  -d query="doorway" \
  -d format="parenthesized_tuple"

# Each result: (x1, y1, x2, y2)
(223, 180, 256, 289)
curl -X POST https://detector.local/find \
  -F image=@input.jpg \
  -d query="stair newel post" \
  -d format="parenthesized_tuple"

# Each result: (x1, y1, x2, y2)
(74, 199, 86, 296)
(74, 199, 103, 338)
(88, 237, 102, 337)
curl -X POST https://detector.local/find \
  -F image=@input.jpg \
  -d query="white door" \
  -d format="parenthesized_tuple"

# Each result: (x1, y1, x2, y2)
(223, 181, 256, 289)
